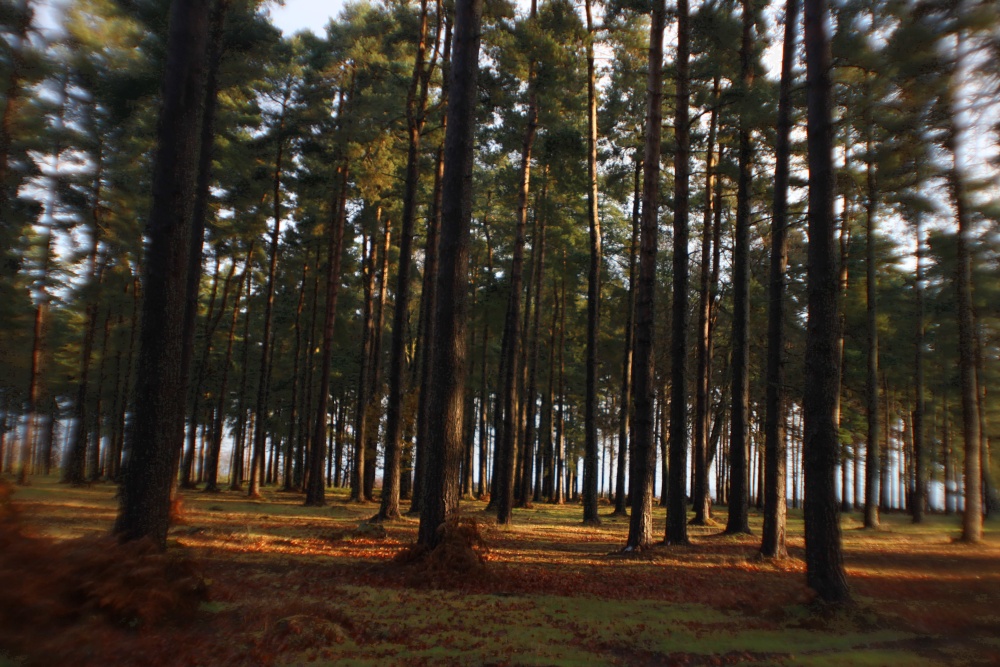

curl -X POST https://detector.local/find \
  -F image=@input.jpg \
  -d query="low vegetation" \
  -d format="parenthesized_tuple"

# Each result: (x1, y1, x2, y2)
(1, 477, 998, 666)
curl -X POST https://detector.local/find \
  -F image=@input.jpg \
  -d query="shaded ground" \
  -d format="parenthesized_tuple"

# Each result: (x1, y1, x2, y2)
(2, 476, 999, 666)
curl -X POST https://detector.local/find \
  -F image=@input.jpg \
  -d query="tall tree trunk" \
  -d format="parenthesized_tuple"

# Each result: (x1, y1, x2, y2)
(379, 0, 435, 520)
(863, 89, 881, 529)
(283, 257, 310, 491)
(519, 188, 547, 507)
(724, 0, 755, 536)
(249, 94, 291, 498)
(692, 76, 721, 525)
(625, 0, 665, 551)
(63, 149, 106, 485)
(666, 0, 691, 545)
(416, 0, 483, 548)
(205, 248, 251, 491)
(582, 0, 602, 527)
(802, 0, 850, 601)
(947, 109, 982, 543)
(613, 158, 641, 516)
(496, 8, 539, 526)
(114, 0, 212, 548)
(305, 154, 351, 507)
(554, 266, 567, 505)
(364, 216, 392, 500)
(760, 0, 798, 559)
(352, 226, 379, 502)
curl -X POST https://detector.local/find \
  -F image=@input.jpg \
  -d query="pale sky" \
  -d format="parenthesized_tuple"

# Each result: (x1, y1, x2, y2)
(268, 0, 344, 36)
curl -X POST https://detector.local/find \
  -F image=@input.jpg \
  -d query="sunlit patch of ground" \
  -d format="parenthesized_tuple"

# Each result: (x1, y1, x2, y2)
(2, 475, 999, 666)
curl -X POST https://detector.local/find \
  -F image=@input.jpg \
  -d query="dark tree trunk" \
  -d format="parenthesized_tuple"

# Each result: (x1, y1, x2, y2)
(692, 76, 721, 525)
(724, 0, 754, 537)
(613, 158, 641, 517)
(417, 0, 484, 548)
(863, 94, 881, 529)
(802, 0, 850, 601)
(625, 0, 665, 551)
(229, 251, 256, 491)
(205, 248, 251, 492)
(760, 0, 797, 559)
(496, 19, 538, 527)
(947, 114, 982, 543)
(582, 0, 602, 527)
(379, 0, 435, 521)
(518, 188, 547, 507)
(365, 217, 392, 501)
(249, 88, 291, 498)
(114, 0, 212, 548)
(554, 266, 567, 505)
(665, 0, 691, 545)
(305, 155, 350, 507)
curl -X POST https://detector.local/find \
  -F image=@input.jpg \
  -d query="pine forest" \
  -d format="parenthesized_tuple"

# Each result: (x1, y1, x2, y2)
(1, 0, 999, 663)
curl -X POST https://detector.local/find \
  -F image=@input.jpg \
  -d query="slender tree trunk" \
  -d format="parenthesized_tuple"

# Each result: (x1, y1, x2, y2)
(352, 228, 378, 502)
(284, 257, 310, 491)
(496, 12, 538, 526)
(582, 0, 602, 527)
(947, 111, 982, 543)
(725, 0, 755, 536)
(692, 76, 721, 525)
(114, 0, 212, 548)
(379, 0, 434, 520)
(760, 0, 797, 559)
(305, 154, 351, 507)
(614, 158, 641, 517)
(625, 0, 665, 551)
(249, 98, 290, 498)
(554, 267, 567, 505)
(802, 0, 850, 601)
(417, 0, 483, 548)
(519, 190, 547, 507)
(666, 0, 691, 545)
(364, 216, 392, 500)
(863, 91, 881, 529)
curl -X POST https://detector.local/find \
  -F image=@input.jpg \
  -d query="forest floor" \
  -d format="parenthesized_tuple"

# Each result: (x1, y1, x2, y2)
(1, 476, 999, 666)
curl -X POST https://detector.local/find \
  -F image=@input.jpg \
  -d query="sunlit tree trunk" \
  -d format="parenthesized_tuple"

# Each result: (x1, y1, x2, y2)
(760, 0, 797, 559)
(614, 158, 641, 517)
(417, 0, 484, 548)
(496, 7, 538, 527)
(625, 0, 665, 551)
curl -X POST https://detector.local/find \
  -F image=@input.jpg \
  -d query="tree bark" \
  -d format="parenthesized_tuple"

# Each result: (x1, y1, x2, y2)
(692, 76, 721, 525)
(863, 88, 881, 529)
(760, 0, 798, 559)
(724, 0, 755, 537)
(114, 0, 212, 548)
(666, 0, 691, 545)
(496, 11, 538, 526)
(947, 111, 982, 543)
(582, 0, 602, 527)
(614, 158, 641, 516)
(305, 155, 350, 507)
(802, 0, 850, 601)
(625, 0, 665, 551)
(417, 0, 484, 549)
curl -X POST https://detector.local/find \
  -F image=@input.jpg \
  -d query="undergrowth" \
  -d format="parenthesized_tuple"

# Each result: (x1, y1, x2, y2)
(393, 517, 493, 587)
(0, 480, 208, 666)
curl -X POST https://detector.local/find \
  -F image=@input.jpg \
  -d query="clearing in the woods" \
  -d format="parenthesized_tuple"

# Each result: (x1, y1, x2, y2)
(1, 477, 998, 666)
